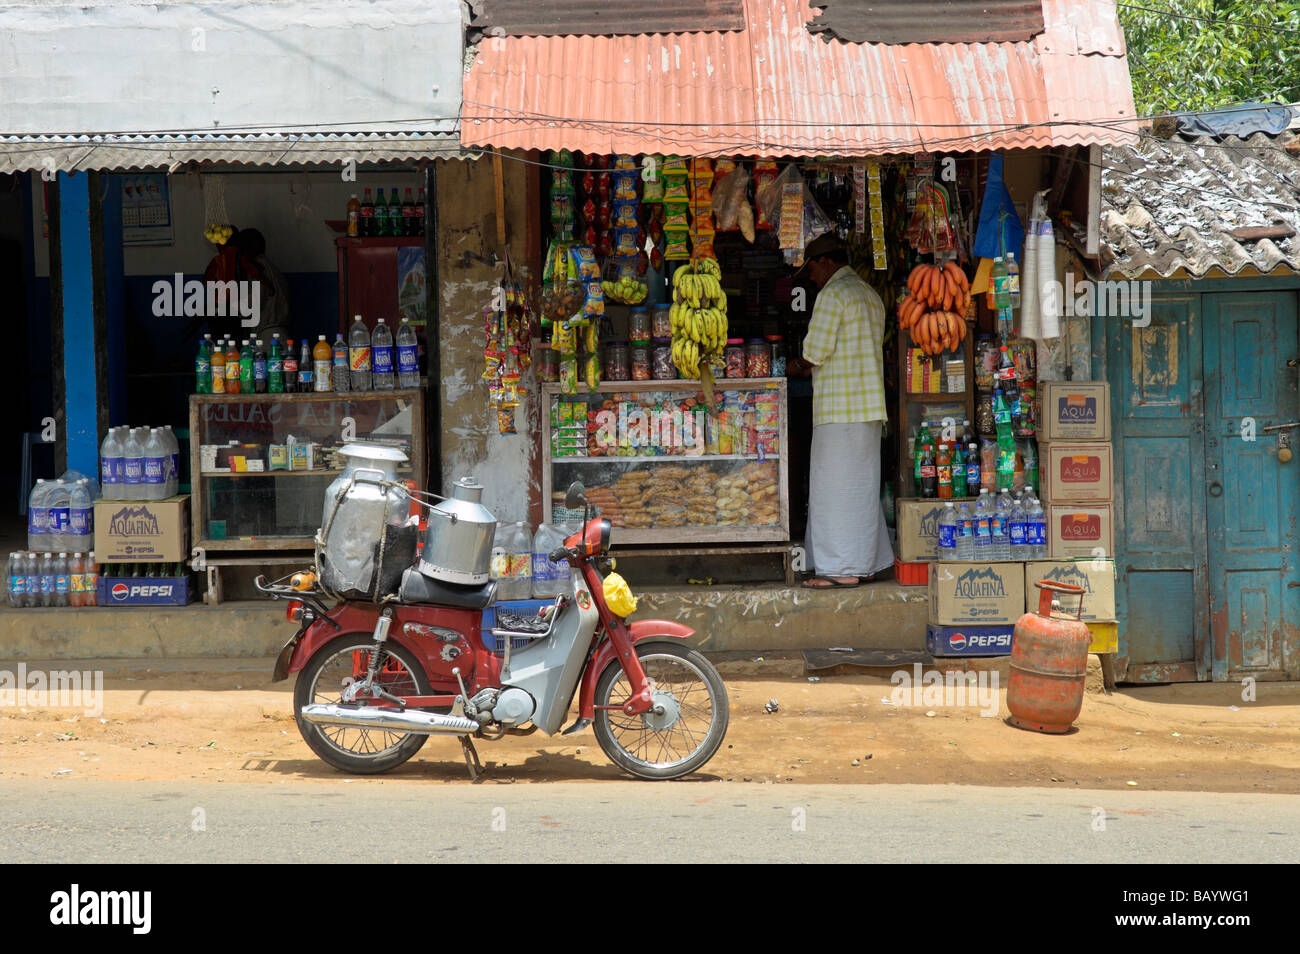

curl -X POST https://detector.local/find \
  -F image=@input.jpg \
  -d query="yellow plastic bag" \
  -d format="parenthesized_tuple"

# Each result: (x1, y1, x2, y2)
(602, 572, 638, 617)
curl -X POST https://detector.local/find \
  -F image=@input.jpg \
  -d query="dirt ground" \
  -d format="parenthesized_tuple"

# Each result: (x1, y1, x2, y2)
(2, 658, 1297, 792)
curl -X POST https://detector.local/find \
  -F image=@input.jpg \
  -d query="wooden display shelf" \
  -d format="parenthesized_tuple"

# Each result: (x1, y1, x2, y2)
(895, 326, 976, 500)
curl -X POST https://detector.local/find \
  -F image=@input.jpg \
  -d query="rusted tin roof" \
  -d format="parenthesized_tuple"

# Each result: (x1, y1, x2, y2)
(806, 0, 1045, 45)
(467, 0, 746, 37)
(462, 0, 1136, 156)
(1101, 131, 1300, 279)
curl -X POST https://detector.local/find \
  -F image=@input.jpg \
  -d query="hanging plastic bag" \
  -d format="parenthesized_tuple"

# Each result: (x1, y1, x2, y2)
(973, 154, 1024, 261)
(712, 164, 750, 233)
(755, 164, 799, 235)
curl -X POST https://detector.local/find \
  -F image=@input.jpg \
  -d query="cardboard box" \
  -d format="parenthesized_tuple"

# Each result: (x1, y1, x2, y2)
(1038, 381, 1110, 441)
(1048, 504, 1113, 559)
(1023, 559, 1117, 622)
(926, 623, 1015, 657)
(93, 495, 190, 563)
(896, 498, 949, 562)
(98, 574, 193, 606)
(1040, 442, 1113, 502)
(929, 561, 1025, 626)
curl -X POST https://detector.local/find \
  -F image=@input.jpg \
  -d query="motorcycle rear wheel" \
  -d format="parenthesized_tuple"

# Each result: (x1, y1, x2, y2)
(593, 641, 729, 780)
(294, 634, 431, 775)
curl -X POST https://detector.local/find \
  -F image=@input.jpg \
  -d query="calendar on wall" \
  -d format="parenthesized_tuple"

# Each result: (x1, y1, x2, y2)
(121, 174, 174, 246)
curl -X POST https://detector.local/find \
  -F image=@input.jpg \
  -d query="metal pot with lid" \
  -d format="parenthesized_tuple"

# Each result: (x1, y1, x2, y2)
(419, 476, 497, 585)
(317, 442, 415, 600)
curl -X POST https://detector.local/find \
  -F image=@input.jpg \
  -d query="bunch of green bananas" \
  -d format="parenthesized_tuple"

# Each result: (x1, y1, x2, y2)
(669, 257, 727, 379)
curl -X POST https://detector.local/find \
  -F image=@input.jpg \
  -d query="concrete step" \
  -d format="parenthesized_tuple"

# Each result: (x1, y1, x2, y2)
(0, 581, 931, 660)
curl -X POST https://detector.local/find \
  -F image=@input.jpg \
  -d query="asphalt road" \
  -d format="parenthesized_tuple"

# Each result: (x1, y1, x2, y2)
(2, 780, 1296, 863)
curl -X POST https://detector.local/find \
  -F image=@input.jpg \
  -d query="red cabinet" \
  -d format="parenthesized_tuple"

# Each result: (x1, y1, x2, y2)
(335, 236, 427, 335)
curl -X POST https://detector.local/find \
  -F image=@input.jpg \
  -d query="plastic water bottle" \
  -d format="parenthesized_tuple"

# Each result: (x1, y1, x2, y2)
(990, 492, 1009, 560)
(101, 428, 124, 498)
(532, 524, 570, 598)
(1027, 490, 1048, 559)
(38, 552, 55, 607)
(371, 319, 396, 390)
(53, 552, 70, 607)
(332, 333, 351, 392)
(69, 480, 93, 553)
(1009, 495, 1028, 560)
(956, 502, 975, 560)
(508, 522, 533, 600)
(397, 317, 420, 388)
(937, 502, 958, 560)
(7, 552, 23, 607)
(47, 480, 72, 552)
(27, 478, 51, 551)
(348, 315, 372, 391)
(122, 428, 146, 500)
(143, 429, 167, 500)
(973, 489, 993, 558)
(161, 426, 180, 497)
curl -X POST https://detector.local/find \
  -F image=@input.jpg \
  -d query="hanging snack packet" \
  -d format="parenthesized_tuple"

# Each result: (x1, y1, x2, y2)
(753, 160, 780, 229)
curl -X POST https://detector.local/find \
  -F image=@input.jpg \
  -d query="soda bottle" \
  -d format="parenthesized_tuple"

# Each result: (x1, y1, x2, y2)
(919, 444, 937, 498)
(195, 336, 211, 393)
(239, 339, 253, 391)
(283, 338, 299, 393)
(68, 552, 83, 607)
(268, 334, 284, 393)
(1009, 495, 1028, 560)
(225, 339, 241, 393)
(397, 316, 420, 387)
(253, 338, 268, 393)
(389, 189, 402, 236)
(415, 187, 426, 236)
(348, 315, 372, 390)
(332, 334, 350, 392)
(374, 188, 389, 236)
(956, 502, 975, 560)
(961, 419, 974, 448)
(299, 338, 314, 390)
(951, 442, 967, 498)
(914, 420, 932, 489)
(973, 490, 992, 558)
(7, 552, 23, 607)
(992, 256, 1009, 310)
(313, 335, 332, 392)
(86, 551, 100, 606)
(402, 187, 416, 237)
(936, 444, 952, 499)
(966, 442, 981, 497)
(1000, 346, 1020, 416)
(360, 188, 375, 237)
(1006, 252, 1021, 309)
(371, 318, 396, 390)
(211, 339, 226, 393)
(39, 552, 55, 607)
(346, 193, 361, 237)
(938, 502, 958, 560)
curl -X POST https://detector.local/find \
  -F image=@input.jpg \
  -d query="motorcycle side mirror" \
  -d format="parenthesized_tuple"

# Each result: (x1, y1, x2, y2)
(565, 481, 587, 512)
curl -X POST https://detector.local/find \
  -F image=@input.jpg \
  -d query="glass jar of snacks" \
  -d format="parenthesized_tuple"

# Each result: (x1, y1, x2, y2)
(535, 343, 559, 383)
(746, 338, 771, 378)
(724, 338, 745, 378)
(766, 334, 786, 377)
(652, 338, 676, 379)
(651, 305, 672, 340)
(603, 340, 630, 382)
(628, 307, 651, 344)
(630, 342, 652, 381)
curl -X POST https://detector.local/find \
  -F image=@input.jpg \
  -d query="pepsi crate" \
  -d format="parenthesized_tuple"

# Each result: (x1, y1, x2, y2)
(926, 623, 1015, 657)
(98, 574, 193, 606)
(481, 599, 551, 651)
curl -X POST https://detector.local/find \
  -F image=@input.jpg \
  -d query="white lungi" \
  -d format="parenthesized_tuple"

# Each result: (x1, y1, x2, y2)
(806, 421, 894, 578)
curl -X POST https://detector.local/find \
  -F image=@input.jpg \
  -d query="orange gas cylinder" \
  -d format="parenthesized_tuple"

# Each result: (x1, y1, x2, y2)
(1006, 580, 1092, 733)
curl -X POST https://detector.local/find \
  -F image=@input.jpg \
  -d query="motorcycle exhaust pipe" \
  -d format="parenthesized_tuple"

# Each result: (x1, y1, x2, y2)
(300, 703, 479, 736)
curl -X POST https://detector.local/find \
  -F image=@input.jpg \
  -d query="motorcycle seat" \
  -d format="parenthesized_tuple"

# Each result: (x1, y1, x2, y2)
(398, 567, 497, 609)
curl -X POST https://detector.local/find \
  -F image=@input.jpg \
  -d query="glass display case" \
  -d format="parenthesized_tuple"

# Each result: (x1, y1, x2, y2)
(543, 379, 789, 544)
(188, 391, 425, 551)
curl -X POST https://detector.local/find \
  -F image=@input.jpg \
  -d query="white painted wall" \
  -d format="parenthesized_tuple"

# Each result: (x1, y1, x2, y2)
(0, 0, 462, 134)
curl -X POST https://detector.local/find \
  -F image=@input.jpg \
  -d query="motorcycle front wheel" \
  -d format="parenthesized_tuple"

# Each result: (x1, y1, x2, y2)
(294, 634, 431, 775)
(592, 641, 729, 780)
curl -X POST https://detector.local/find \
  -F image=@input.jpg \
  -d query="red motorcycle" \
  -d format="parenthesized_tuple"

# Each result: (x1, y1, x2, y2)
(259, 482, 729, 780)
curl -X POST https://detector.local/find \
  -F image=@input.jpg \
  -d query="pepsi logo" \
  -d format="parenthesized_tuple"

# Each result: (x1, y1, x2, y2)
(111, 583, 130, 601)
(949, 632, 967, 651)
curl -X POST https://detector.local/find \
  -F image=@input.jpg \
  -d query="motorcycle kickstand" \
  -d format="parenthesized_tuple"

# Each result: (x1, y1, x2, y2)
(459, 735, 484, 783)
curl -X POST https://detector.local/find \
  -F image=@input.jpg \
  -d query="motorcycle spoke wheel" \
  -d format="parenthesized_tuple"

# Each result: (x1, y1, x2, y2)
(593, 643, 729, 780)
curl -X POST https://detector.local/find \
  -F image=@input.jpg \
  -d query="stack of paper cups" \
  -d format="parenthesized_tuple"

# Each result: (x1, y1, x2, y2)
(1036, 220, 1061, 340)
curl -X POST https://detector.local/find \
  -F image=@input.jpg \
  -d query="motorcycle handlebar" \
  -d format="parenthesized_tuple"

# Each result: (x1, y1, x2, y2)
(549, 546, 573, 562)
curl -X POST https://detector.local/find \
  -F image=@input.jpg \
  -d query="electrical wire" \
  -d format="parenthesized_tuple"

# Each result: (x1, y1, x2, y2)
(1113, 0, 1300, 37)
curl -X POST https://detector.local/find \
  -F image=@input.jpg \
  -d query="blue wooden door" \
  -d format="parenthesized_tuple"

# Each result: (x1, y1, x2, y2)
(1110, 295, 1209, 682)
(1203, 292, 1300, 681)
(1110, 288, 1300, 681)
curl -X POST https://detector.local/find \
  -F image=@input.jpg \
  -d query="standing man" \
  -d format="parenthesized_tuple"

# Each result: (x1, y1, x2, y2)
(787, 234, 893, 588)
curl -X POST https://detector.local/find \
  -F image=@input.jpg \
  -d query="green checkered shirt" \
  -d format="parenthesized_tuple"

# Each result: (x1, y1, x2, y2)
(802, 266, 888, 425)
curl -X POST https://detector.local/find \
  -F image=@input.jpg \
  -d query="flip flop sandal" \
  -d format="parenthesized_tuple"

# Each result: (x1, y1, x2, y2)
(801, 577, 862, 589)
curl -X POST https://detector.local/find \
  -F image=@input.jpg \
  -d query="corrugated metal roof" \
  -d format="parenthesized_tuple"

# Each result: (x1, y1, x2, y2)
(462, 0, 1136, 156)
(0, 132, 465, 174)
(1100, 132, 1300, 279)
(805, 0, 1044, 44)
(467, 0, 745, 36)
